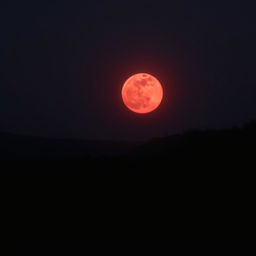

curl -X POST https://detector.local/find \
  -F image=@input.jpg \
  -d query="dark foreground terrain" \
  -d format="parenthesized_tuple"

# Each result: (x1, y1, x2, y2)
(6, 121, 256, 248)
(16, 248, 256, 256)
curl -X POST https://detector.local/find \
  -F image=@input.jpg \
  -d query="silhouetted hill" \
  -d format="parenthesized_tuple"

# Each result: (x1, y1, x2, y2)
(0, 132, 141, 158)
(8, 121, 256, 248)
(2, 120, 256, 160)
(133, 121, 256, 159)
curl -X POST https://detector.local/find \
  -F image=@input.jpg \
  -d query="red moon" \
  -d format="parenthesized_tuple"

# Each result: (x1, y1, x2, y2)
(121, 73, 163, 114)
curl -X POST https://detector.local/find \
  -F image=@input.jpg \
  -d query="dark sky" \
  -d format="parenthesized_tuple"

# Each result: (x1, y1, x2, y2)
(1, 0, 256, 140)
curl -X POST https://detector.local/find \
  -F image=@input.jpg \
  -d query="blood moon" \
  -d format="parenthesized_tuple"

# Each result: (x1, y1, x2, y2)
(121, 73, 163, 114)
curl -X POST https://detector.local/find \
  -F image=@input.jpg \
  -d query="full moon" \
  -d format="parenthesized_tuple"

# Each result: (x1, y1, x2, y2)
(121, 73, 163, 114)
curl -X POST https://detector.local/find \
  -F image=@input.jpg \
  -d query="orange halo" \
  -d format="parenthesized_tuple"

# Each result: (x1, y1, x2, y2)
(121, 73, 163, 114)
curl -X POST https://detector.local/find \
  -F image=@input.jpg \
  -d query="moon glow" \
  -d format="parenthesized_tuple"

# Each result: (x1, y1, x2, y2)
(121, 73, 163, 114)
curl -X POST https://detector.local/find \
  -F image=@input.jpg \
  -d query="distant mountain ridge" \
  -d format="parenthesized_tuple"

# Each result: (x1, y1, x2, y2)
(1, 120, 255, 158)
(0, 132, 141, 158)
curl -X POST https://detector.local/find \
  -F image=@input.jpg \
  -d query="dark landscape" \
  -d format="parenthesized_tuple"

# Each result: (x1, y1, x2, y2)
(4, 120, 255, 174)
(15, 248, 256, 256)
(9, 121, 256, 248)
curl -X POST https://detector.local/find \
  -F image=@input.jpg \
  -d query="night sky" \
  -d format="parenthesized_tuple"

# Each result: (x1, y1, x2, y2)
(1, 0, 256, 140)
